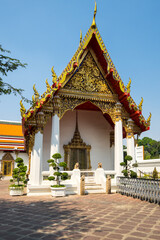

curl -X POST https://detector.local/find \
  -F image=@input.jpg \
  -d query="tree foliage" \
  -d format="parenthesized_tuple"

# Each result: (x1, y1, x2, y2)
(47, 153, 68, 187)
(10, 158, 27, 187)
(0, 44, 27, 100)
(120, 155, 137, 178)
(138, 137, 160, 159)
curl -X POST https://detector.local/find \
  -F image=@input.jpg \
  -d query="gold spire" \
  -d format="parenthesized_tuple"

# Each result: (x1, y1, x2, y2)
(126, 78, 131, 93)
(91, 1, 97, 29)
(80, 30, 82, 44)
(138, 97, 143, 112)
(20, 100, 26, 117)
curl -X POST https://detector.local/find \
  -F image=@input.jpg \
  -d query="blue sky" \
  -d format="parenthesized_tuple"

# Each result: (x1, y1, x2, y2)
(0, 0, 160, 140)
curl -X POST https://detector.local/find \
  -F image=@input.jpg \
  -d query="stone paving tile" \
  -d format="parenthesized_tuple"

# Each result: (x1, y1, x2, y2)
(1, 180, 160, 240)
(124, 237, 142, 240)
(130, 231, 147, 238)
(82, 236, 101, 240)
(148, 235, 160, 240)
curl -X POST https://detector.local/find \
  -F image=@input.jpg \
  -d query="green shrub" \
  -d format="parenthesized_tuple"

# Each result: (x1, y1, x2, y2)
(120, 155, 137, 178)
(122, 169, 128, 177)
(130, 170, 137, 178)
(10, 158, 27, 187)
(47, 153, 68, 187)
(125, 155, 132, 161)
(152, 167, 158, 179)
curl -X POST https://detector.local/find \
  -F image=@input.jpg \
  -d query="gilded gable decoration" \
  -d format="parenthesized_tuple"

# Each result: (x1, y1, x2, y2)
(64, 52, 111, 94)
(2, 152, 14, 161)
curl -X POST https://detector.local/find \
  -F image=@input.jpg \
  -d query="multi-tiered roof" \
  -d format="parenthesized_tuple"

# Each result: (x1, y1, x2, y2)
(21, 2, 151, 138)
(0, 121, 25, 151)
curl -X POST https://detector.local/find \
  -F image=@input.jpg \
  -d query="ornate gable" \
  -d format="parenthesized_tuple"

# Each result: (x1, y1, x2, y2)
(64, 51, 112, 94)
(21, 2, 151, 139)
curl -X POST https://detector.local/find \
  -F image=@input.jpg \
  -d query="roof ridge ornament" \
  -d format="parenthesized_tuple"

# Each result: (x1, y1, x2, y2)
(138, 97, 143, 112)
(51, 66, 58, 85)
(80, 30, 82, 44)
(147, 112, 152, 124)
(45, 79, 51, 93)
(20, 100, 26, 117)
(33, 84, 40, 102)
(126, 78, 131, 93)
(91, 1, 97, 29)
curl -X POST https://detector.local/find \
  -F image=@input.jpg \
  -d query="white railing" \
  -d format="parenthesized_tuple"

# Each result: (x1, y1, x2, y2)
(95, 168, 106, 191)
(80, 170, 95, 177)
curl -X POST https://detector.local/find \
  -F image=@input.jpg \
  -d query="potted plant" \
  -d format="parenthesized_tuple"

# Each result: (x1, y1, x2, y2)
(47, 153, 68, 197)
(9, 157, 27, 196)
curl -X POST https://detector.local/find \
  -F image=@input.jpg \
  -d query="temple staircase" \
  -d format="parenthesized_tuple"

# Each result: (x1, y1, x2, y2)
(85, 176, 105, 194)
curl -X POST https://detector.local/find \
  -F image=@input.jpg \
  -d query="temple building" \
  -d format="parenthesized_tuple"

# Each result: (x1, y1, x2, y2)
(20, 3, 151, 195)
(0, 121, 28, 178)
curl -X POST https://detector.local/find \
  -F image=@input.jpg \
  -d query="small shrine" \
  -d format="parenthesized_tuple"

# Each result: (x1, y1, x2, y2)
(20, 3, 151, 195)
(0, 121, 28, 178)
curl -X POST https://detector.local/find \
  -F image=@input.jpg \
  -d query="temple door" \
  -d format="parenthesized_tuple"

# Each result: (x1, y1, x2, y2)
(3, 161, 12, 176)
(1, 153, 14, 176)
(70, 148, 87, 170)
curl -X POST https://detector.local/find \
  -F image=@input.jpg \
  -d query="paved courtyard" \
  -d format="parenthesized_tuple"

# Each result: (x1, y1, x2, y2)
(0, 180, 160, 240)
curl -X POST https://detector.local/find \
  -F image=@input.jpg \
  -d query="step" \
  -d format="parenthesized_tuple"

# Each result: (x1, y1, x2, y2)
(85, 178, 95, 183)
(85, 189, 105, 194)
(85, 185, 104, 190)
(85, 182, 100, 186)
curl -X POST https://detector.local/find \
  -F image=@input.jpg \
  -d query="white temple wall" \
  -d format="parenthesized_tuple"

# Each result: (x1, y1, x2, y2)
(137, 159, 160, 173)
(42, 117, 52, 171)
(60, 110, 114, 170)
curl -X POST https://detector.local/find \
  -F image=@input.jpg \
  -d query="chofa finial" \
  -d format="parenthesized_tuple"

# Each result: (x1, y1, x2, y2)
(126, 78, 131, 93)
(80, 30, 82, 44)
(138, 97, 143, 112)
(147, 112, 152, 124)
(20, 100, 26, 117)
(33, 84, 40, 102)
(91, 1, 97, 29)
(51, 66, 57, 84)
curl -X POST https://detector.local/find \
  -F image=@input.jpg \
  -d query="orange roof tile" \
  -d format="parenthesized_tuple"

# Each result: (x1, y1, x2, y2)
(0, 122, 23, 137)
(0, 121, 25, 151)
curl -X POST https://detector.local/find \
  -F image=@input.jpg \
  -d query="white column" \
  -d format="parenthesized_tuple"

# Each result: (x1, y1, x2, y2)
(50, 114, 60, 174)
(114, 118, 123, 177)
(127, 135, 135, 163)
(50, 114, 60, 156)
(29, 132, 43, 185)
(126, 119, 135, 164)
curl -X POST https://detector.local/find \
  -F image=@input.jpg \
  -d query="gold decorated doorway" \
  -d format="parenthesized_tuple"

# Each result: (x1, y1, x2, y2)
(1, 152, 14, 176)
(63, 112, 91, 170)
(3, 161, 12, 176)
